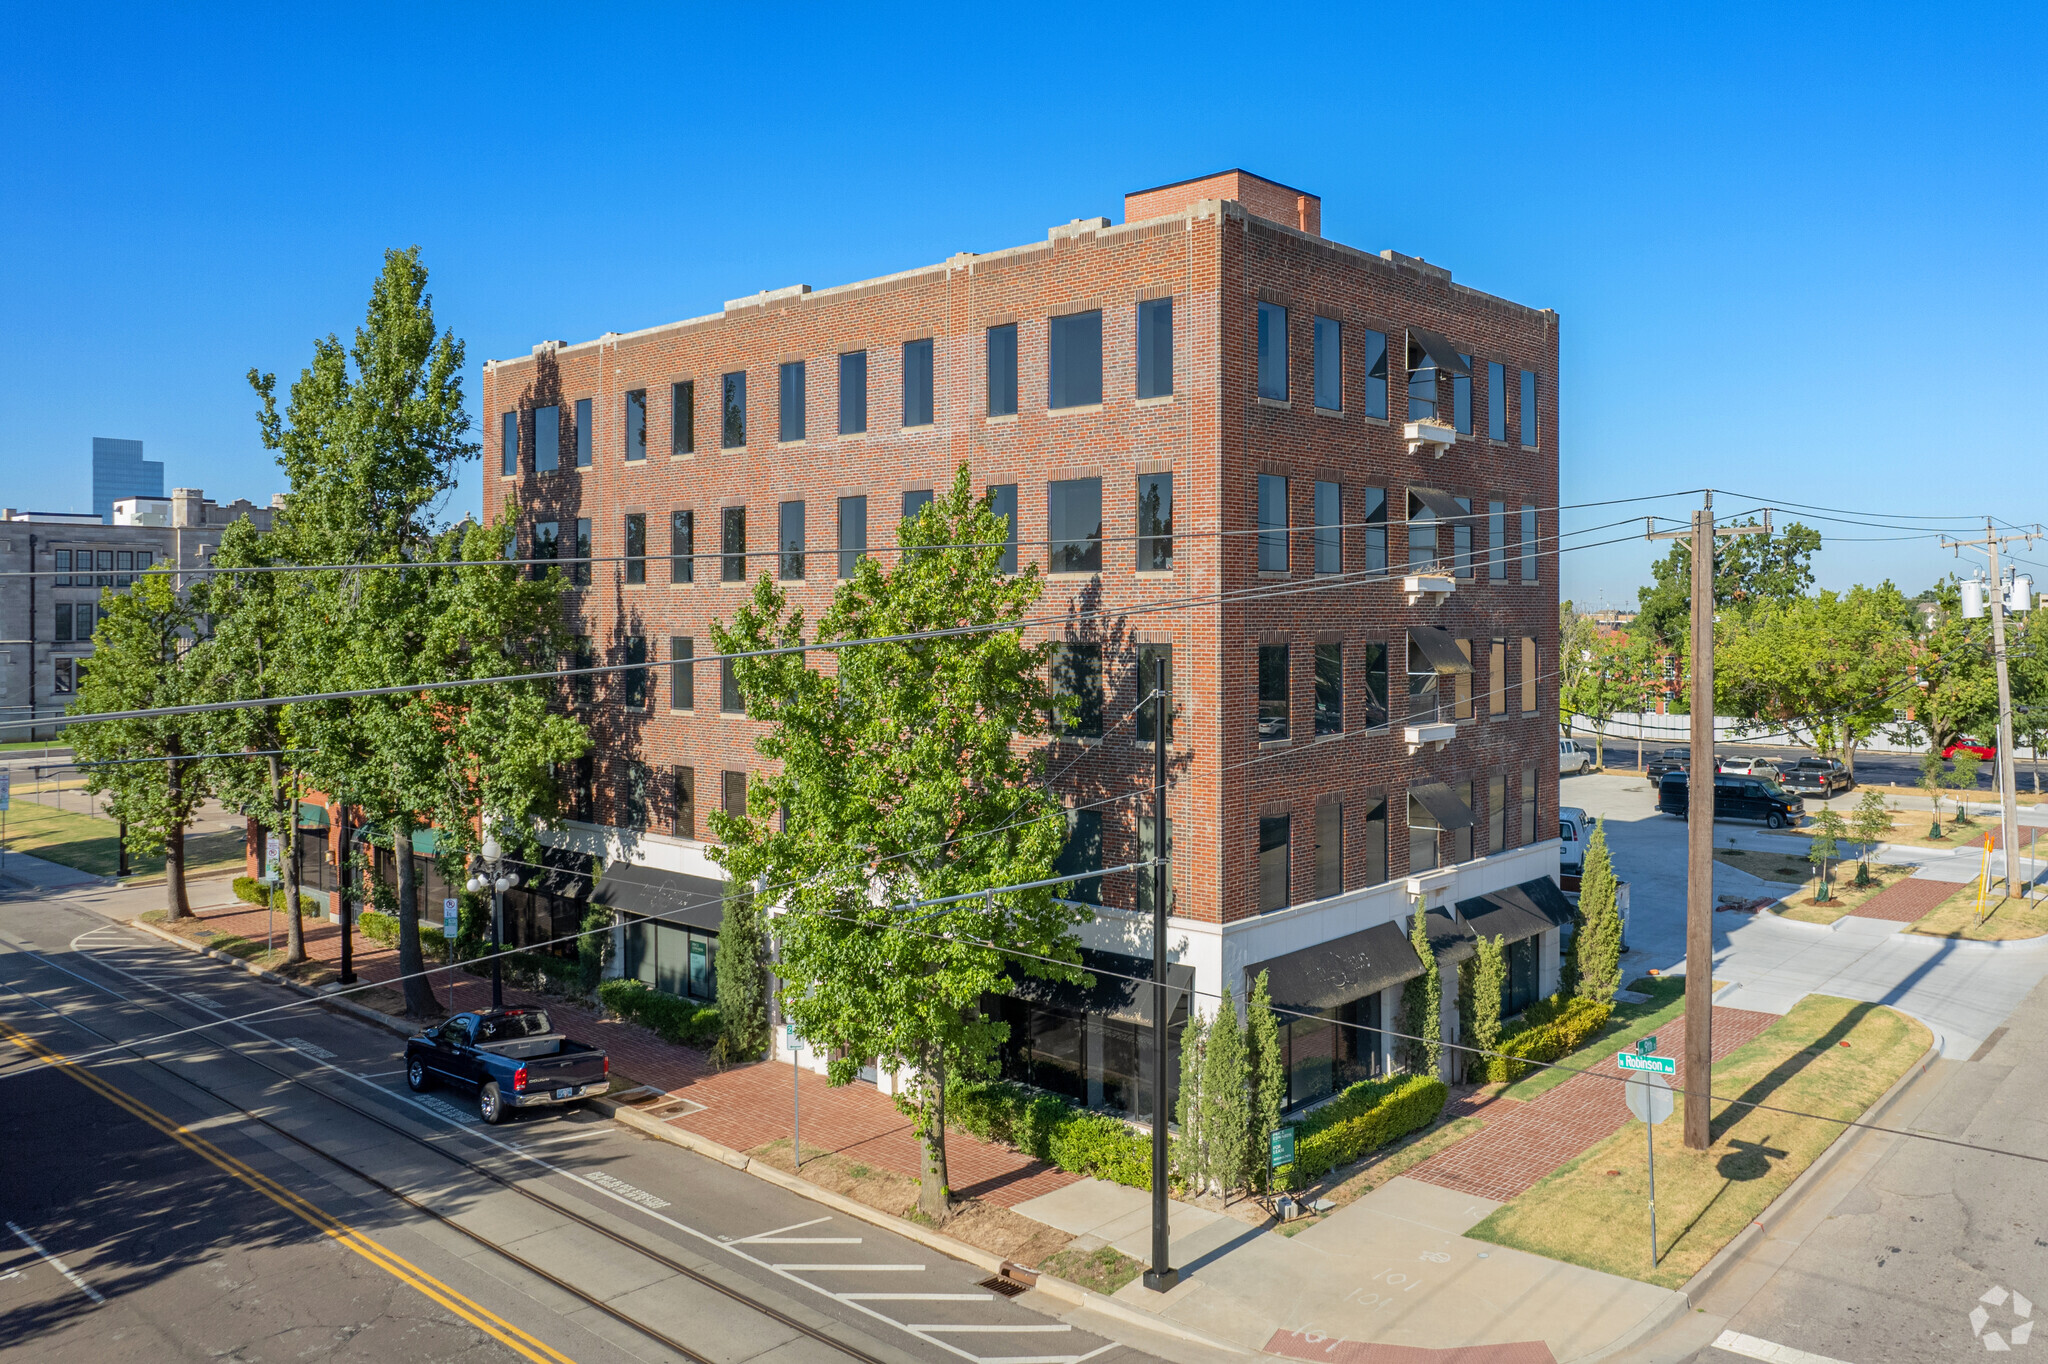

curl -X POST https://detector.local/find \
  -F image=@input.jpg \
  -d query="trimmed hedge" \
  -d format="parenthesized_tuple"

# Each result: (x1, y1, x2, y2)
(1284, 1073, 1448, 1187)
(231, 876, 319, 916)
(1492, 995, 1614, 1082)
(357, 908, 449, 954)
(949, 1079, 1156, 1191)
(597, 978, 721, 1047)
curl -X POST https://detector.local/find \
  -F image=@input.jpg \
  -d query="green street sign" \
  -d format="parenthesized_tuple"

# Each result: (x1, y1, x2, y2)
(1637, 1036, 1659, 1056)
(1270, 1127, 1296, 1169)
(1618, 1051, 1676, 1075)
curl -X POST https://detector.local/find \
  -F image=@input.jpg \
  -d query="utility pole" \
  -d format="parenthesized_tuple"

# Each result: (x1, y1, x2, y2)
(1943, 521, 2043, 900)
(1142, 667, 1178, 1294)
(1647, 492, 1767, 1150)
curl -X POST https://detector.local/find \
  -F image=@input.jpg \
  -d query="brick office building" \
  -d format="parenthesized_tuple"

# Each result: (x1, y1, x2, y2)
(483, 170, 1564, 1114)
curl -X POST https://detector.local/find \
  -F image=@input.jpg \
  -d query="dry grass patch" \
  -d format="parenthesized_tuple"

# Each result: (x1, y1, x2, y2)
(1907, 884, 2048, 941)
(1465, 995, 1928, 1287)
(1040, 1244, 1144, 1295)
(1713, 848, 1814, 883)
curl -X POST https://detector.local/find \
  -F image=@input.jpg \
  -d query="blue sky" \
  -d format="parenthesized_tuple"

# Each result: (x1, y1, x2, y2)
(4, 3, 2043, 604)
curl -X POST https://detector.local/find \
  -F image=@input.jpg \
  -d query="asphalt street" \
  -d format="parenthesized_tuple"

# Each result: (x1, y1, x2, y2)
(0, 887, 1172, 1364)
(1584, 738, 2048, 795)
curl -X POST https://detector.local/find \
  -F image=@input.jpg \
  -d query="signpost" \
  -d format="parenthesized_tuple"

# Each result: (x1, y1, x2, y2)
(1269, 1127, 1296, 1187)
(0, 768, 10, 876)
(1622, 1041, 1676, 1266)
(264, 834, 281, 957)
(442, 897, 459, 1000)
(787, 1023, 801, 1171)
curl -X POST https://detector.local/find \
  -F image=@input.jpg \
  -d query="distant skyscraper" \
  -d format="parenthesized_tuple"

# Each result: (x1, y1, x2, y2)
(92, 438, 164, 524)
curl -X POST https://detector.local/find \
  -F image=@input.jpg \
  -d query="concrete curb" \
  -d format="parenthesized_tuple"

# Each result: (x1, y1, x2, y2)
(587, 1095, 1252, 1356)
(126, 917, 417, 1040)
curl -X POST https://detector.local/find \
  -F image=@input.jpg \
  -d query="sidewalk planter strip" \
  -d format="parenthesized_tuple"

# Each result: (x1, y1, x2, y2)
(597, 979, 721, 1046)
(1283, 1073, 1448, 1187)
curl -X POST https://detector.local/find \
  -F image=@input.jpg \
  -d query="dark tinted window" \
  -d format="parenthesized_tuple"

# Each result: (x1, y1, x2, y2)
(1259, 644, 1289, 742)
(721, 658, 742, 713)
(838, 351, 867, 435)
(986, 324, 1018, 417)
(1363, 486, 1387, 573)
(1257, 302, 1288, 401)
(987, 484, 1018, 574)
(1048, 310, 1102, 409)
(1137, 643, 1171, 744)
(837, 496, 867, 579)
(722, 372, 746, 448)
(1054, 809, 1103, 906)
(625, 389, 647, 461)
(1407, 335, 1437, 421)
(1137, 297, 1173, 398)
(1047, 478, 1101, 573)
(672, 381, 694, 454)
(779, 501, 805, 580)
(670, 637, 693, 709)
(902, 489, 933, 525)
(1259, 815, 1290, 912)
(1314, 480, 1341, 574)
(501, 411, 518, 475)
(722, 507, 746, 582)
(575, 398, 592, 467)
(1258, 474, 1288, 572)
(573, 518, 591, 587)
(1362, 329, 1388, 418)
(778, 362, 805, 442)
(1315, 643, 1342, 736)
(1521, 369, 1539, 446)
(902, 339, 934, 427)
(1138, 472, 1172, 571)
(1362, 641, 1388, 729)
(1053, 644, 1103, 739)
(1313, 316, 1341, 410)
(535, 405, 560, 473)
(670, 511, 693, 584)
(1452, 357, 1472, 434)
(624, 513, 646, 584)
(1488, 361, 1506, 441)
(621, 636, 648, 710)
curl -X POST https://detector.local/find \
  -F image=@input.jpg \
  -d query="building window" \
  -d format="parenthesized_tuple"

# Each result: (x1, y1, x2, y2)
(837, 495, 867, 579)
(1054, 809, 1104, 906)
(1257, 302, 1288, 401)
(670, 637, 694, 710)
(674, 766, 696, 840)
(1408, 794, 1441, 874)
(135, 550, 151, 572)
(1453, 356, 1473, 435)
(1138, 472, 1172, 572)
(1259, 644, 1289, 743)
(623, 514, 646, 584)
(1489, 501, 1507, 579)
(1315, 803, 1342, 901)
(1048, 478, 1102, 574)
(1521, 504, 1538, 581)
(620, 761, 651, 831)
(1407, 493, 1437, 569)
(573, 518, 591, 587)
(115, 550, 133, 588)
(622, 637, 649, 711)
(1257, 474, 1289, 572)
(1407, 335, 1437, 421)
(1137, 297, 1173, 399)
(902, 338, 934, 427)
(1137, 643, 1172, 744)
(838, 351, 867, 435)
(625, 389, 647, 461)
(1452, 782, 1475, 862)
(779, 361, 805, 442)
(1048, 309, 1103, 409)
(1521, 764, 1539, 845)
(1258, 816, 1290, 913)
(1362, 329, 1389, 418)
(501, 411, 518, 475)
(1314, 643, 1342, 736)
(670, 511, 694, 584)
(1453, 496, 1474, 579)
(535, 405, 561, 473)
(96, 551, 111, 587)
(722, 507, 746, 583)
(1488, 361, 1507, 441)
(1363, 641, 1388, 729)
(987, 484, 1018, 574)
(1136, 814, 1173, 916)
(54, 549, 70, 587)
(672, 380, 695, 455)
(1490, 638, 1507, 715)
(531, 521, 558, 581)
(1363, 798, 1388, 886)
(569, 636, 594, 709)
(721, 657, 742, 714)
(1314, 481, 1341, 575)
(1520, 369, 1539, 446)
(1313, 316, 1341, 411)
(53, 657, 73, 695)
(1408, 635, 1441, 722)
(1488, 773, 1506, 854)
(779, 500, 805, 580)
(1052, 644, 1104, 740)
(1363, 487, 1386, 574)
(723, 770, 747, 820)
(722, 371, 746, 448)
(575, 398, 592, 467)
(987, 323, 1018, 417)
(1521, 636, 1538, 713)
(54, 603, 72, 642)
(901, 490, 933, 529)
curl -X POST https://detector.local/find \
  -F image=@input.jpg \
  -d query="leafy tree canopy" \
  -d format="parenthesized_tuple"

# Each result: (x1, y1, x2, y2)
(1635, 519, 1822, 647)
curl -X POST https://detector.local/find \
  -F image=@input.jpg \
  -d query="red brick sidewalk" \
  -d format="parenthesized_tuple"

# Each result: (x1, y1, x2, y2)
(1405, 1004, 1777, 1203)
(1850, 876, 1957, 923)
(171, 904, 1076, 1208)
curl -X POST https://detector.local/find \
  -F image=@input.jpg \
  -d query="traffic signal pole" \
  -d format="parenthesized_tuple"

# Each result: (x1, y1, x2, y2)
(1943, 521, 2043, 901)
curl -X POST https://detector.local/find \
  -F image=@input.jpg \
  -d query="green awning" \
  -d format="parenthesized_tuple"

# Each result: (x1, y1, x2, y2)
(296, 802, 330, 829)
(411, 829, 445, 856)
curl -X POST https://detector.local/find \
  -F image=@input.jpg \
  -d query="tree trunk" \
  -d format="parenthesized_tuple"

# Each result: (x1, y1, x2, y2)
(915, 1049, 951, 1223)
(391, 817, 440, 1018)
(283, 796, 305, 965)
(164, 757, 191, 920)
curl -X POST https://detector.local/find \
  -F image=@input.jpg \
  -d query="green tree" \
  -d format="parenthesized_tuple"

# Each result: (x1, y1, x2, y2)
(714, 883, 770, 1063)
(1560, 616, 1636, 764)
(1948, 750, 1982, 825)
(1634, 519, 1823, 648)
(1808, 808, 1846, 900)
(707, 466, 1083, 1222)
(1918, 752, 1948, 838)
(1906, 580, 1998, 757)
(1574, 819, 1623, 1002)
(1245, 970, 1285, 1191)
(1460, 935, 1506, 1084)
(1399, 905, 1442, 1077)
(1850, 789, 1891, 885)
(70, 570, 213, 918)
(1173, 1010, 1207, 1193)
(1200, 986, 1250, 1201)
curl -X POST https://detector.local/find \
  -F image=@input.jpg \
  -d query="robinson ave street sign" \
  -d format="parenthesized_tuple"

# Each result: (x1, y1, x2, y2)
(1618, 1051, 1676, 1075)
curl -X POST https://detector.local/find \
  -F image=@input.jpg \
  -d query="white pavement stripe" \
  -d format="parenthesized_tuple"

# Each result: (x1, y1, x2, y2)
(734, 1216, 831, 1242)
(973, 1355, 1102, 1364)
(7, 1221, 104, 1306)
(746, 1237, 864, 1244)
(906, 1324, 1076, 1333)
(1714, 1330, 1861, 1364)
(773, 1263, 925, 1272)
(279, 1037, 336, 1060)
(841, 1293, 995, 1301)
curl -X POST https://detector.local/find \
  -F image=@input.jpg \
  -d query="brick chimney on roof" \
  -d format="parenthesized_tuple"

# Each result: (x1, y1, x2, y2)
(1124, 169, 1320, 236)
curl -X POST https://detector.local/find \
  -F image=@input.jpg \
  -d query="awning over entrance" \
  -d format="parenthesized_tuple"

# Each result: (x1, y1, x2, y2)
(295, 802, 329, 829)
(1006, 948, 1195, 1028)
(520, 847, 596, 903)
(1423, 906, 1479, 965)
(1246, 919, 1425, 1016)
(1457, 877, 1576, 944)
(591, 862, 729, 934)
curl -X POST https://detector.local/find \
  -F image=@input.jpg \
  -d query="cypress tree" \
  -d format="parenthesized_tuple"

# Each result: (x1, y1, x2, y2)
(1469, 934, 1507, 1083)
(1399, 905, 1442, 1077)
(1172, 1009, 1208, 1193)
(1245, 970, 1286, 1189)
(1201, 985, 1251, 1202)
(1574, 819, 1623, 1003)
(715, 884, 771, 1064)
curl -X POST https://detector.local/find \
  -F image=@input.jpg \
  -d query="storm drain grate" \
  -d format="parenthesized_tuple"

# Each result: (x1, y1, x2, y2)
(977, 1275, 1029, 1298)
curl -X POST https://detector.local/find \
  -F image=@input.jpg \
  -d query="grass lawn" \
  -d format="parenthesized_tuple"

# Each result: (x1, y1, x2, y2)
(0, 741, 71, 754)
(1, 801, 244, 878)
(1039, 1244, 1145, 1295)
(1771, 863, 1917, 926)
(1466, 995, 1929, 1287)
(1907, 883, 2048, 941)
(1499, 976, 1688, 1102)
(1713, 847, 1814, 884)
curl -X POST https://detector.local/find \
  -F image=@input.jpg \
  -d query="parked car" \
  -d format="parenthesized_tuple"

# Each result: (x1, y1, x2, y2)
(406, 1007, 610, 1124)
(1656, 771, 1806, 828)
(1560, 739, 1594, 775)
(1560, 805, 1591, 873)
(1780, 756, 1853, 797)
(1718, 756, 1784, 779)
(1943, 740, 1997, 761)
(1645, 747, 1694, 782)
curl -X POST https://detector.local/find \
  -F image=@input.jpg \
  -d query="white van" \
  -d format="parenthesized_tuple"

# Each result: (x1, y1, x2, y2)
(1559, 805, 1590, 873)
(1560, 738, 1593, 774)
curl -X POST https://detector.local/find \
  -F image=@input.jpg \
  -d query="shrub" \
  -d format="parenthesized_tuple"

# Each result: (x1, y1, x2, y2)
(232, 876, 318, 916)
(1493, 995, 1614, 1081)
(597, 978, 721, 1047)
(356, 908, 450, 954)
(948, 1078, 1156, 1191)
(1284, 1073, 1448, 1187)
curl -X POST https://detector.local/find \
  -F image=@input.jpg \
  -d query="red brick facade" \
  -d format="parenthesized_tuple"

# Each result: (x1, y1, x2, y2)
(480, 173, 1558, 940)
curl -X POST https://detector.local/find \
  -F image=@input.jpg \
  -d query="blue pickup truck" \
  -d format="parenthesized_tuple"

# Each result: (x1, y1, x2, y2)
(405, 1007, 609, 1124)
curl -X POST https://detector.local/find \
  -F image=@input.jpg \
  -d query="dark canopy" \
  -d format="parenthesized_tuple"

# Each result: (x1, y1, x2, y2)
(591, 862, 728, 934)
(1458, 877, 1576, 944)
(1245, 919, 1425, 1015)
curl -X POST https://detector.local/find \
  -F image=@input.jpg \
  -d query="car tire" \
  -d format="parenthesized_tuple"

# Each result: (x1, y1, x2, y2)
(1767, 812, 1785, 830)
(407, 1057, 430, 1093)
(480, 1081, 506, 1125)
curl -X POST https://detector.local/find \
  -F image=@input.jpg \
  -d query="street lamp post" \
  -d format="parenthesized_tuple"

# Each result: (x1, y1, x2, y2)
(467, 835, 519, 1009)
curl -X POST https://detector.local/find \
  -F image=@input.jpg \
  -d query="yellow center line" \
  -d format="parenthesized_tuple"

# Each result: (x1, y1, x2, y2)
(0, 1018, 579, 1364)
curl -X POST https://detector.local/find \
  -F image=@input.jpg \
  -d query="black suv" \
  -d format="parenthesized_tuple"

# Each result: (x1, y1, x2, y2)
(1779, 757, 1853, 797)
(1657, 771, 1806, 828)
(1645, 747, 1694, 782)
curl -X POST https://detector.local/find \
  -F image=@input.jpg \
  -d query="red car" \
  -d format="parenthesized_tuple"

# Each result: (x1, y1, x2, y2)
(1943, 740, 1996, 761)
